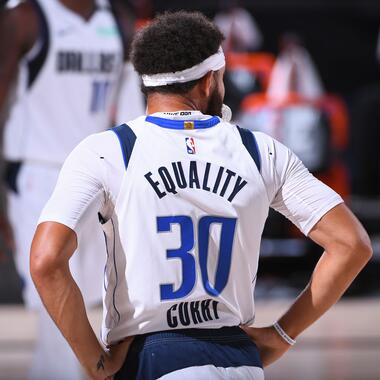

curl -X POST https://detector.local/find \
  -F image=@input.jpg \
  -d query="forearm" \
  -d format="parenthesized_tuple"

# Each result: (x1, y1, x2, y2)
(278, 248, 370, 339)
(32, 265, 108, 379)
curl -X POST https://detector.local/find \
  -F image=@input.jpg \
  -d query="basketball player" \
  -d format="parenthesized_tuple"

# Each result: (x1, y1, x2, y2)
(30, 12, 372, 380)
(0, 0, 143, 379)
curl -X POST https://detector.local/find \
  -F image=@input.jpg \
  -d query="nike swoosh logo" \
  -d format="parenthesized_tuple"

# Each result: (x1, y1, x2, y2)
(57, 28, 74, 36)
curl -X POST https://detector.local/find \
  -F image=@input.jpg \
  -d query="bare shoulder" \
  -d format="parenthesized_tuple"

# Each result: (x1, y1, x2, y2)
(0, 1, 40, 100)
(0, 0, 39, 56)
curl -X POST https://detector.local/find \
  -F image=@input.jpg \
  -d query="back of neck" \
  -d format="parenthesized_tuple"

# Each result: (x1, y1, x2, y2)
(146, 93, 203, 115)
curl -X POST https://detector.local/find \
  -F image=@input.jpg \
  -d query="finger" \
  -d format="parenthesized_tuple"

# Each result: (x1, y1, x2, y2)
(241, 326, 260, 340)
(240, 325, 253, 334)
(109, 336, 134, 358)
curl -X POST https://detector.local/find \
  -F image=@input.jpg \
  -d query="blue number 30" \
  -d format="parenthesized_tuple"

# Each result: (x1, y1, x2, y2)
(157, 215, 237, 300)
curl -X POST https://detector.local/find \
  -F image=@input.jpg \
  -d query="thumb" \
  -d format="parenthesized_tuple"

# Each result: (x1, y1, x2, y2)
(109, 336, 134, 361)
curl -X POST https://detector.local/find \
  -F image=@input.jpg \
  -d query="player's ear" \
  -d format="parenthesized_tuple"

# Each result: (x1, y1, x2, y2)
(199, 71, 214, 98)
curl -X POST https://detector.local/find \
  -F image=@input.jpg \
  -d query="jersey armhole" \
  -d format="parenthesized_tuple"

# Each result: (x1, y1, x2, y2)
(27, 0, 50, 88)
(236, 126, 261, 172)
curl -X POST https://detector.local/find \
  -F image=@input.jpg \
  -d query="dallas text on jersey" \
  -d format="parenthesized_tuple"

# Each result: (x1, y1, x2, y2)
(145, 161, 247, 202)
(57, 51, 121, 73)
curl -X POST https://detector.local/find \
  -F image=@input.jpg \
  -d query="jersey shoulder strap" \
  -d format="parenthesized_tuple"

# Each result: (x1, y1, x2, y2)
(111, 124, 136, 170)
(236, 126, 261, 172)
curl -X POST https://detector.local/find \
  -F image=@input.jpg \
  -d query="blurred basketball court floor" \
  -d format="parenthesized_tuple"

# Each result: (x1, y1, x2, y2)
(0, 299, 379, 380)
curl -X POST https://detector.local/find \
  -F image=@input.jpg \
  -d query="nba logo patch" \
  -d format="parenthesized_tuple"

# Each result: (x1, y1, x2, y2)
(185, 137, 196, 154)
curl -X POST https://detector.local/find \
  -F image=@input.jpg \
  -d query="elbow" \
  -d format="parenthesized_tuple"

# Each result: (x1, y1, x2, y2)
(342, 234, 373, 265)
(30, 249, 46, 284)
(30, 248, 58, 286)
(356, 238, 373, 263)
(30, 222, 76, 286)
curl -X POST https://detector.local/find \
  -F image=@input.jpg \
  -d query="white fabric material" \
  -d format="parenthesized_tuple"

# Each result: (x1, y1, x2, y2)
(142, 47, 225, 87)
(9, 162, 105, 308)
(4, 0, 124, 164)
(39, 111, 343, 345)
(237, 102, 330, 173)
(5, 0, 23, 10)
(8, 163, 61, 308)
(254, 131, 342, 235)
(157, 365, 264, 380)
(267, 45, 324, 101)
(221, 104, 232, 122)
(115, 62, 146, 124)
(8, 162, 105, 380)
(4, 2, 127, 379)
(214, 8, 263, 52)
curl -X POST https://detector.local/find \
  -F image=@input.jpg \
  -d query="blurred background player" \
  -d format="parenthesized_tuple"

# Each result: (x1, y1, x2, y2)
(214, 0, 263, 52)
(0, 0, 144, 379)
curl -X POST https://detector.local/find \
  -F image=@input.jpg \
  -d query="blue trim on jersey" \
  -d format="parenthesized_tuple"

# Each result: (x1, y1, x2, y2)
(146, 115, 221, 130)
(110, 218, 121, 323)
(111, 124, 136, 170)
(4, 161, 22, 194)
(237, 126, 261, 172)
(28, 0, 50, 89)
(115, 326, 262, 380)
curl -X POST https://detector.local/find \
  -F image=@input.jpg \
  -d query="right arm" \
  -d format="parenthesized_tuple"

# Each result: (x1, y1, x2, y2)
(276, 203, 372, 341)
(242, 133, 372, 366)
(243, 203, 372, 366)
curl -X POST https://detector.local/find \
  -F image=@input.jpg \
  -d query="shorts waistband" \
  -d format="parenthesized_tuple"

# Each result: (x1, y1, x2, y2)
(115, 326, 262, 380)
(140, 326, 253, 346)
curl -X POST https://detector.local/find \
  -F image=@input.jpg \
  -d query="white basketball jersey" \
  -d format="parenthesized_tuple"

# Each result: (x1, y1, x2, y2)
(39, 111, 343, 345)
(4, 0, 124, 164)
(101, 114, 270, 343)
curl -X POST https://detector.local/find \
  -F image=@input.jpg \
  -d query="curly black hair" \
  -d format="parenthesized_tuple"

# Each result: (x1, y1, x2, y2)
(130, 11, 224, 95)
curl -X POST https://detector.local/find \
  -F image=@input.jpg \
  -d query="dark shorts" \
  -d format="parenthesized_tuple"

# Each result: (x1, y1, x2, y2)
(115, 326, 262, 380)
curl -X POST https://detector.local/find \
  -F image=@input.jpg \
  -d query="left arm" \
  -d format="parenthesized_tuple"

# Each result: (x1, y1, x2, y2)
(30, 222, 132, 380)
(30, 133, 130, 379)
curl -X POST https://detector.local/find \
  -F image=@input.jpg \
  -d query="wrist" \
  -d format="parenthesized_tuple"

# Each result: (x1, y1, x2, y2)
(272, 322, 296, 346)
(86, 350, 111, 380)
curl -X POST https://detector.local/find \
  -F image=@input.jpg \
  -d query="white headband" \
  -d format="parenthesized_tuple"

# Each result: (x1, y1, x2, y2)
(142, 47, 225, 87)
